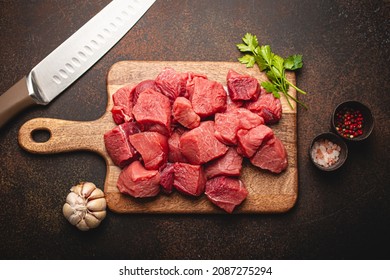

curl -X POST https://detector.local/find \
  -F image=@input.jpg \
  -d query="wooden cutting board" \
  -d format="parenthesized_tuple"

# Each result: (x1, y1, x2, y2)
(18, 61, 298, 214)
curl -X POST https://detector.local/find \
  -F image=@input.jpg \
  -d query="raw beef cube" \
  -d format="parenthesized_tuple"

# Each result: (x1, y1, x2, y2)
(214, 111, 240, 145)
(160, 163, 175, 194)
(143, 123, 171, 137)
(226, 93, 244, 111)
(134, 79, 159, 97)
(117, 161, 160, 198)
(179, 121, 228, 165)
(245, 87, 282, 124)
(205, 176, 248, 213)
(226, 69, 260, 101)
(103, 122, 140, 168)
(173, 163, 206, 196)
(111, 106, 129, 125)
(205, 147, 243, 179)
(237, 125, 274, 158)
(172, 97, 200, 129)
(236, 108, 265, 129)
(129, 131, 168, 170)
(155, 67, 187, 101)
(190, 77, 227, 118)
(112, 81, 159, 124)
(111, 85, 136, 124)
(132, 88, 172, 136)
(185, 73, 208, 100)
(168, 130, 188, 163)
(186, 71, 208, 83)
(184, 72, 208, 99)
(250, 135, 288, 173)
(214, 108, 264, 145)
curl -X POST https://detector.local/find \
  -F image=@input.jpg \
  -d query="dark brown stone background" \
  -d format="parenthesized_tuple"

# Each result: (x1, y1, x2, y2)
(0, 0, 389, 259)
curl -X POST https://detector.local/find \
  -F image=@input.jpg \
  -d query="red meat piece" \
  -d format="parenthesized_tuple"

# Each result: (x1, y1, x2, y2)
(134, 79, 159, 97)
(214, 108, 264, 145)
(237, 125, 274, 158)
(111, 85, 136, 124)
(245, 87, 282, 124)
(226, 94, 244, 111)
(103, 122, 140, 168)
(132, 88, 172, 136)
(129, 131, 168, 170)
(173, 163, 206, 196)
(189, 77, 227, 118)
(226, 69, 260, 101)
(155, 67, 187, 101)
(214, 111, 240, 145)
(172, 97, 200, 129)
(204, 147, 243, 179)
(159, 163, 175, 194)
(117, 161, 161, 198)
(184, 72, 208, 99)
(111, 106, 129, 125)
(168, 129, 189, 163)
(179, 121, 228, 165)
(205, 176, 248, 213)
(250, 135, 288, 173)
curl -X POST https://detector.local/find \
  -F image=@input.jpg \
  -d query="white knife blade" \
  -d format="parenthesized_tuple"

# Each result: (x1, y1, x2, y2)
(0, 0, 155, 128)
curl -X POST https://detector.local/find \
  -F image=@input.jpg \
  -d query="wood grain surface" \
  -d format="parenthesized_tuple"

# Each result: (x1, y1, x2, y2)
(18, 61, 298, 214)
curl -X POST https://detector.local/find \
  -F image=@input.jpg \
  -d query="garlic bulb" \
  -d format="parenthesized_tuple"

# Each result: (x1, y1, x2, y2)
(63, 182, 106, 231)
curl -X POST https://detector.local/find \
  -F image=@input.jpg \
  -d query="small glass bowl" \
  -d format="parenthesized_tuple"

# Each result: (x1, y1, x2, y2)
(309, 132, 348, 171)
(331, 101, 374, 142)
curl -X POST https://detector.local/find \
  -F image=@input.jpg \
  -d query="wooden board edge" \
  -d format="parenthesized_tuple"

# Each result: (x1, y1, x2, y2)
(105, 185, 298, 214)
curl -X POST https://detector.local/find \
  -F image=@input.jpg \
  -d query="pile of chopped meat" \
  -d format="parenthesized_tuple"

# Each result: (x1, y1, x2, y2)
(104, 67, 288, 213)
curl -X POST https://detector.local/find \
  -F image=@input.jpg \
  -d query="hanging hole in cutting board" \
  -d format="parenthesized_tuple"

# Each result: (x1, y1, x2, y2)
(31, 128, 51, 143)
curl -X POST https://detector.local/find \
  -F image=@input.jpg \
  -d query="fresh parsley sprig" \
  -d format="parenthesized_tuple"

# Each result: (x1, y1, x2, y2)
(236, 33, 308, 109)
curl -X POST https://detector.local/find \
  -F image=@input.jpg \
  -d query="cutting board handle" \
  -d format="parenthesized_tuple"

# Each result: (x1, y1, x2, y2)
(18, 115, 115, 155)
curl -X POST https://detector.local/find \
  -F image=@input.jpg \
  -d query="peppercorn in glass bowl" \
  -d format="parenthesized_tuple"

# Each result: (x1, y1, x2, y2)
(331, 101, 374, 142)
(309, 132, 348, 171)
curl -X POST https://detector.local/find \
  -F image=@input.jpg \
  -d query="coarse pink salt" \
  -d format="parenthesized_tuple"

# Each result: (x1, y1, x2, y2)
(311, 139, 341, 168)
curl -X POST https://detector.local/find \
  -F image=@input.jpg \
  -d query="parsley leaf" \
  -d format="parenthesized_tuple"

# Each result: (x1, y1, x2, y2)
(259, 45, 273, 66)
(236, 33, 308, 109)
(261, 81, 280, 98)
(238, 54, 256, 68)
(242, 33, 258, 52)
(271, 54, 284, 78)
(284, 54, 303, 70)
(236, 43, 252, 53)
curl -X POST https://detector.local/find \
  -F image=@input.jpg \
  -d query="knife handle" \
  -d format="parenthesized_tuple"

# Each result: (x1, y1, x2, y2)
(0, 77, 37, 129)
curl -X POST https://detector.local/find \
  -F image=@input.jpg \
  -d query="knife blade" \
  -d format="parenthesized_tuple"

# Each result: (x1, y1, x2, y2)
(0, 0, 155, 128)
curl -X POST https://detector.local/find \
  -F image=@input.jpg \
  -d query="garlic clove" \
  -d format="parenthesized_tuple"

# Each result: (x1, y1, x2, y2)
(70, 184, 83, 196)
(84, 213, 101, 229)
(91, 210, 107, 221)
(88, 188, 105, 200)
(76, 219, 90, 231)
(68, 213, 83, 226)
(65, 192, 83, 207)
(87, 197, 107, 212)
(63, 203, 82, 226)
(63, 203, 75, 222)
(81, 182, 96, 198)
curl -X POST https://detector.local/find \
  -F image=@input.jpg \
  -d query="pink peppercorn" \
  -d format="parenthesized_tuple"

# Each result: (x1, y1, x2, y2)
(334, 107, 364, 139)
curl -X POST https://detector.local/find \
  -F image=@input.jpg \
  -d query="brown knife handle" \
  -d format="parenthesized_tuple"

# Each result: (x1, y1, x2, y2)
(0, 77, 37, 128)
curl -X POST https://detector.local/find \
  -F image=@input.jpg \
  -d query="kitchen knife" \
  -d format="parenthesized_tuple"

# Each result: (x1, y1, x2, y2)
(0, 0, 155, 129)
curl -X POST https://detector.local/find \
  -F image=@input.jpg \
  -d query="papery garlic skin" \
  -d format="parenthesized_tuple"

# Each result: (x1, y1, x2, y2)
(63, 182, 106, 231)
